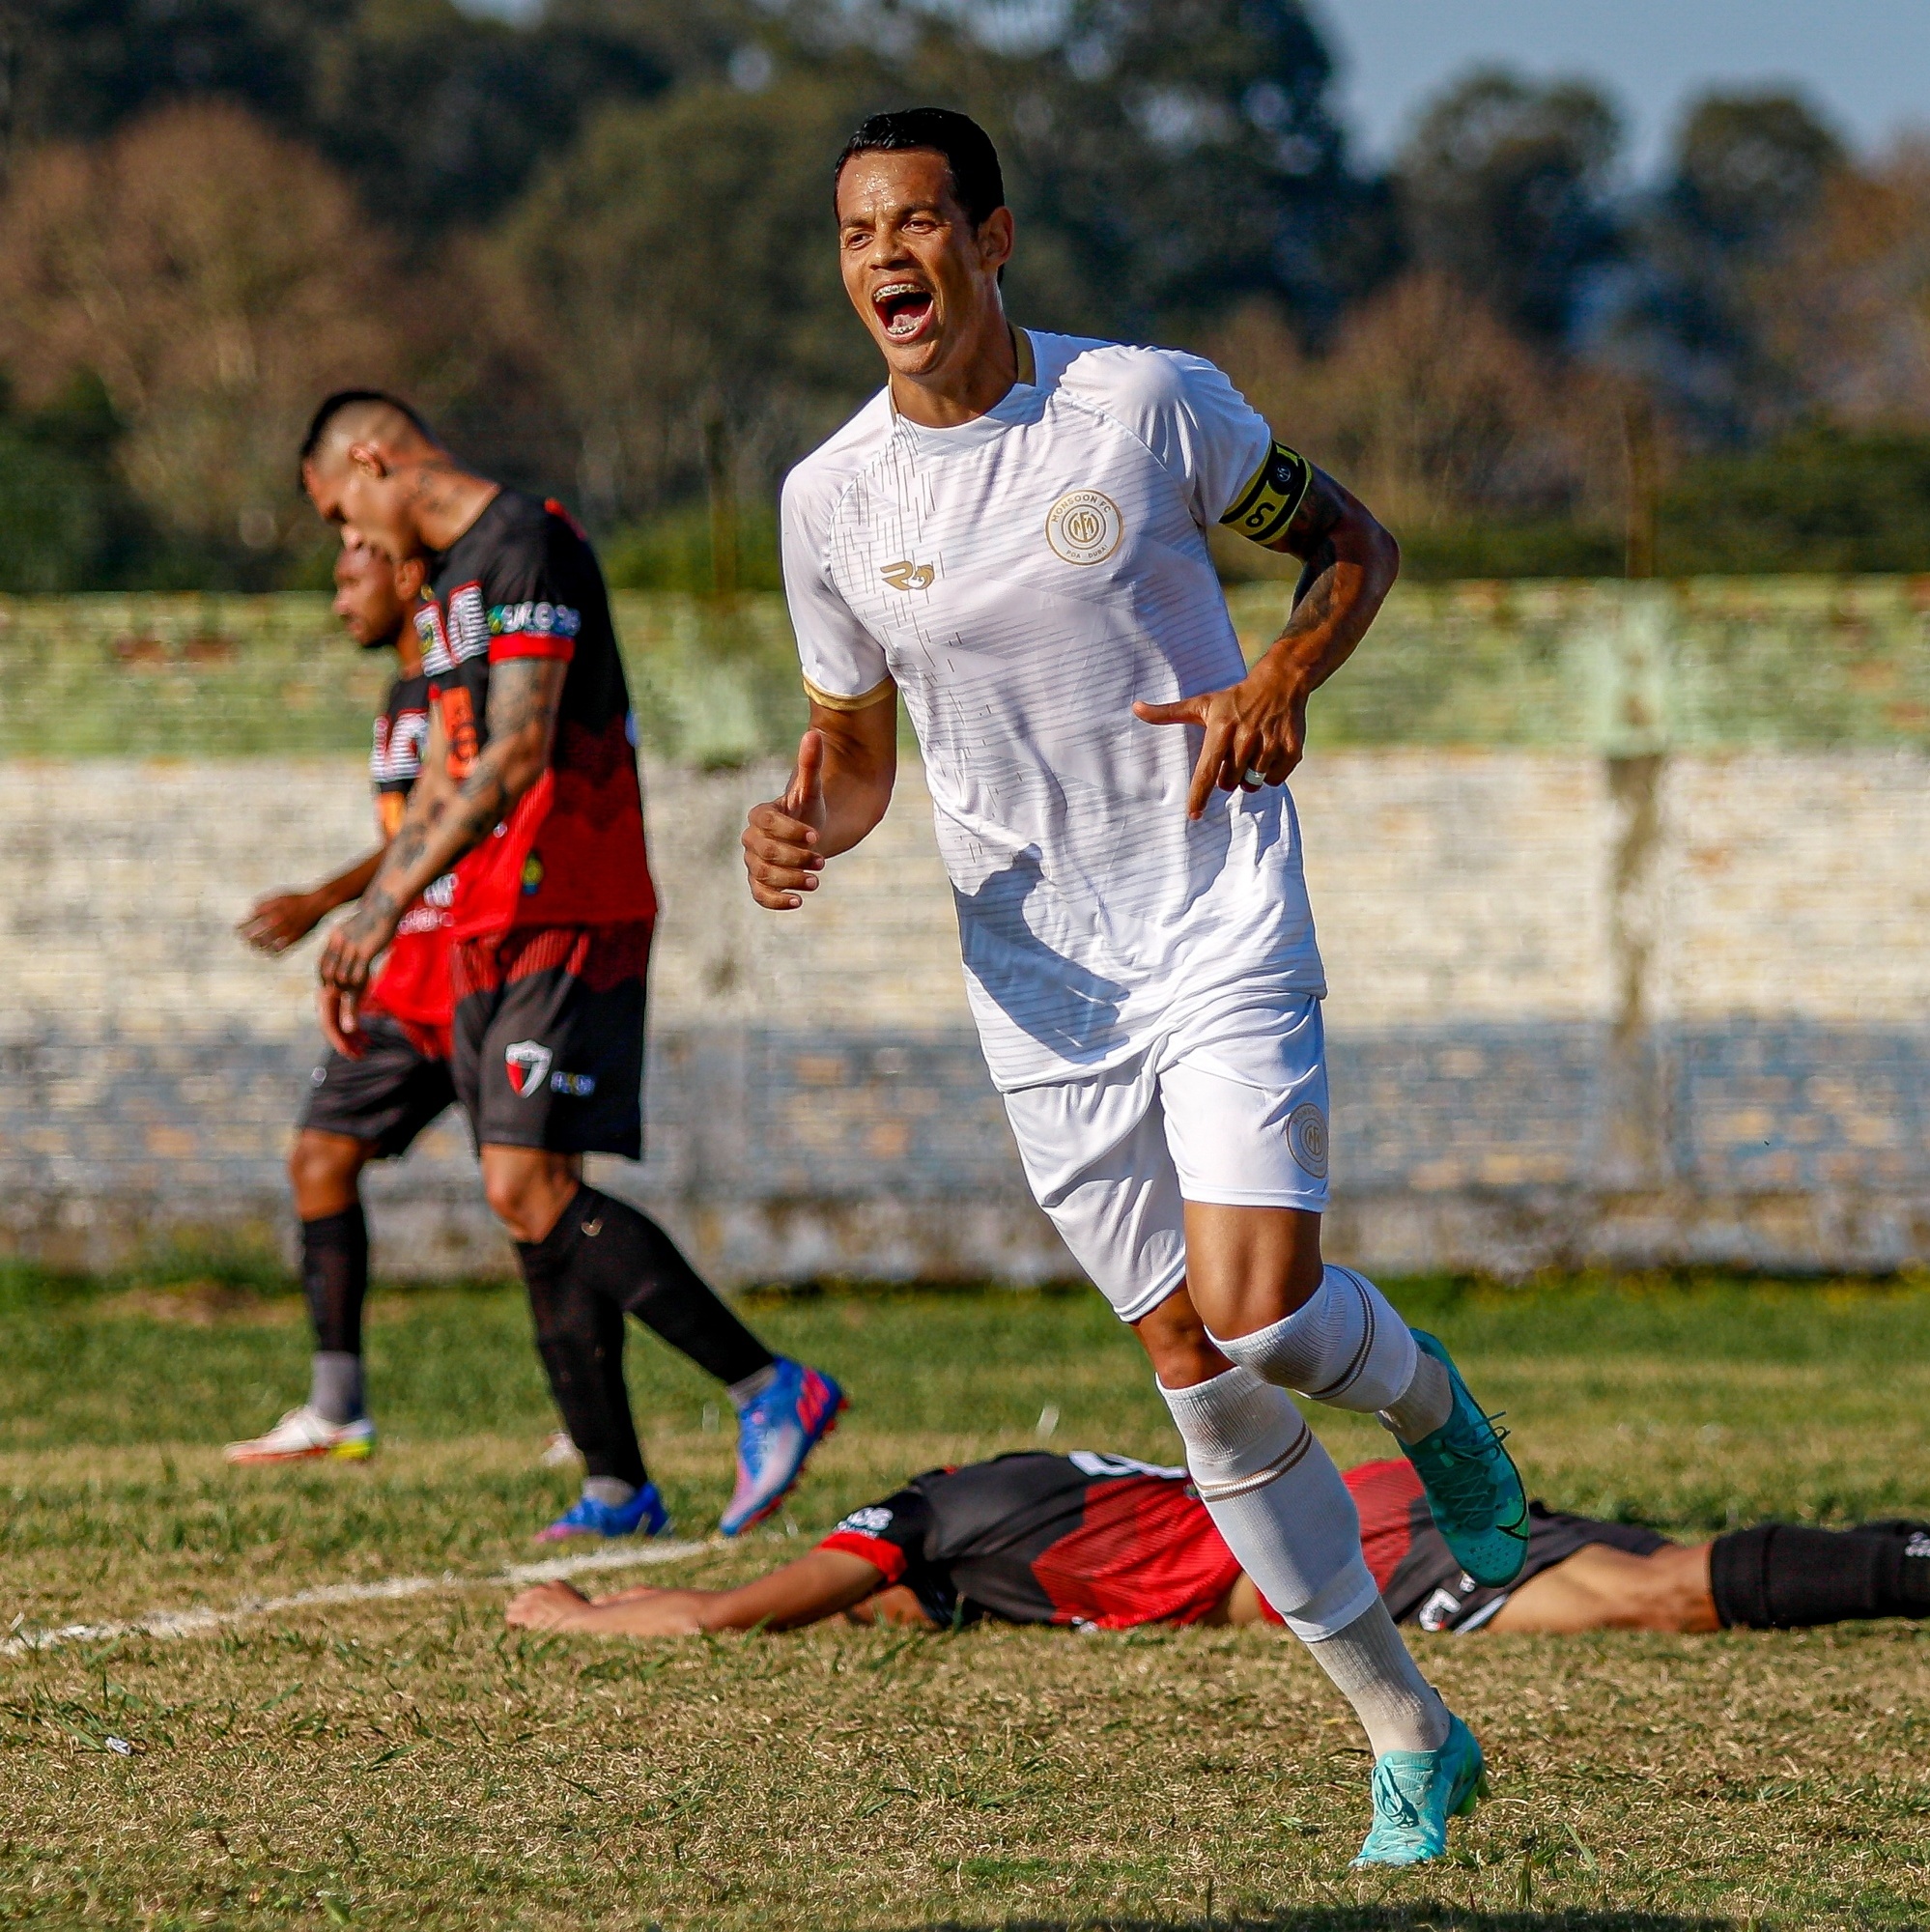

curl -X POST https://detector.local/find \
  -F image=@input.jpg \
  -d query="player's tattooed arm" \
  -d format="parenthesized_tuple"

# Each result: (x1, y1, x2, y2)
(237, 846, 385, 955)
(1134, 464, 1399, 818)
(316, 659, 566, 1038)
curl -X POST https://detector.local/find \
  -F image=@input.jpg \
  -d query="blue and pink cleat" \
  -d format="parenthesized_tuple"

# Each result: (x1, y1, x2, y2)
(535, 1481, 672, 1544)
(720, 1358, 847, 1536)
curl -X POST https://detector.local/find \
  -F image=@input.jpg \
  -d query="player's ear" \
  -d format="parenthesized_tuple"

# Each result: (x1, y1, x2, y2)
(346, 441, 388, 482)
(977, 206, 1013, 277)
(393, 554, 427, 602)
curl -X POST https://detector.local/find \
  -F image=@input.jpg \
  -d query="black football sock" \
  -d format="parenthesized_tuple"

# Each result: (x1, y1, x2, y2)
(1709, 1521, 1930, 1628)
(561, 1186, 776, 1389)
(301, 1205, 368, 1355)
(517, 1216, 648, 1491)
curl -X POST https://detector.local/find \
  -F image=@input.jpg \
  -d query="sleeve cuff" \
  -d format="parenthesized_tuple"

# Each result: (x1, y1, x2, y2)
(489, 633, 576, 664)
(802, 672, 895, 713)
(818, 1530, 907, 1583)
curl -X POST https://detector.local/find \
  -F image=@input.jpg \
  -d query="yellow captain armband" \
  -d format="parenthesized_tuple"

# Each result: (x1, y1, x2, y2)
(1220, 441, 1313, 548)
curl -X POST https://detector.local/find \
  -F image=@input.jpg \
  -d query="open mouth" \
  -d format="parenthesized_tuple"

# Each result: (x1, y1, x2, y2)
(872, 280, 935, 343)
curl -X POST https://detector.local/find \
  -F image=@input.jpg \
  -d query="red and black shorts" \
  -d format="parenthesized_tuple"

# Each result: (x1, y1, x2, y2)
(298, 1012, 457, 1158)
(450, 922, 650, 1157)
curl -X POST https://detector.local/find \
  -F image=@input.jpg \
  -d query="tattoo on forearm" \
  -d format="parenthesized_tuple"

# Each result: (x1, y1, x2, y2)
(1290, 537, 1339, 624)
(357, 658, 563, 923)
(486, 656, 564, 741)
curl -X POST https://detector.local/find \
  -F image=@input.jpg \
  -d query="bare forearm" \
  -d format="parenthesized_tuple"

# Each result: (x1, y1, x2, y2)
(313, 847, 386, 912)
(1263, 485, 1399, 697)
(810, 703, 896, 858)
(358, 748, 517, 925)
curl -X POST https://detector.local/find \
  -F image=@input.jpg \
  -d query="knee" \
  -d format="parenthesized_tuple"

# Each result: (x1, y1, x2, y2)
(484, 1165, 536, 1234)
(482, 1151, 579, 1244)
(1134, 1287, 1234, 1389)
(289, 1132, 364, 1216)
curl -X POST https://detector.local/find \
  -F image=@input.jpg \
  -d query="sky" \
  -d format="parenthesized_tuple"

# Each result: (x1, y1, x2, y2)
(1312, 0, 1930, 179)
(456, 0, 1930, 182)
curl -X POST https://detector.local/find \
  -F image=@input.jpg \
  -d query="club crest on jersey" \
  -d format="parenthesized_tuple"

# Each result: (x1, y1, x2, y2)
(1045, 489, 1123, 565)
(503, 1039, 553, 1098)
(1286, 1102, 1328, 1179)
(879, 559, 934, 592)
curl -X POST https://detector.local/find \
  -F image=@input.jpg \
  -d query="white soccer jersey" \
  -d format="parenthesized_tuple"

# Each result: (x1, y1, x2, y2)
(781, 328, 1327, 1092)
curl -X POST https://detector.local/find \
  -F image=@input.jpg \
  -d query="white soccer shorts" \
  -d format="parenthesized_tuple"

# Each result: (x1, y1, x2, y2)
(1002, 991, 1331, 1322)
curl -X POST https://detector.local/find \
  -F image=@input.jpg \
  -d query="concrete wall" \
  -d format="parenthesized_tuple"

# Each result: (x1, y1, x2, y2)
(2, 748, 1924, 1282)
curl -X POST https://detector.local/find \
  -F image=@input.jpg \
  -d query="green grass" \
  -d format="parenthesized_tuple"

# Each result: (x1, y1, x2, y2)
(2, 1268, 1927, 1928)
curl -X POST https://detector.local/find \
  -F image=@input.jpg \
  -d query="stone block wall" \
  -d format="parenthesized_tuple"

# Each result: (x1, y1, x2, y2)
(2, 747, 1923, 1282)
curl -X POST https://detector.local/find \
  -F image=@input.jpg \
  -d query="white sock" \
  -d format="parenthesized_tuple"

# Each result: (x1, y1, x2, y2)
(308, 1351, 364, 1426)
(1159, 1368, 1378, 1640)
(727, 1364, 778, 1409)
(1379, 1350, 1452, 1443)
(582, 1477, 638, 1508)
(1210, 1264, 1418, 1414)
(1304, 1598, 1450, 1758)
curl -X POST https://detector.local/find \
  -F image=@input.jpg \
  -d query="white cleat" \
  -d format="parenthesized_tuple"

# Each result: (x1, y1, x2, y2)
(225, 1406, 376, 1465)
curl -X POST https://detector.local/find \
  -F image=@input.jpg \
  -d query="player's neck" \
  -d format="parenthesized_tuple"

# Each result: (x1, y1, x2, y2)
(888, 305, 1021, 430)
(393, 629, 423, 680)
(406, 463, 500, 553)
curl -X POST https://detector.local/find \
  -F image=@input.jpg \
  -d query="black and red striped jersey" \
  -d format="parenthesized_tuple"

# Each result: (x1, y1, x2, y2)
(362, 669, 453, 1033)
(418, 489, 656, 942)
(819, 1451, 1242, 1630)
(818, 1451, 1671, 1635)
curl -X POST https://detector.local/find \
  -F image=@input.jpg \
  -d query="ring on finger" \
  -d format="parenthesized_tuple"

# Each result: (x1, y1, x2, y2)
(1242, 767, 1265, 786)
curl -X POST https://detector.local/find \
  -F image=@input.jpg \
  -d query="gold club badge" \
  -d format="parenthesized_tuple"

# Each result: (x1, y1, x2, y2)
(1045, 489, 1123, 565)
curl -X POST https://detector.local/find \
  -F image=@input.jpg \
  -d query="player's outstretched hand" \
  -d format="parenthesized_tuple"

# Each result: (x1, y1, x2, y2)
(742, 728, 829, 910)
(504, 1581, 591, 1631)
(238, 890, 323, 955)
(1133, 664, 1311, 821)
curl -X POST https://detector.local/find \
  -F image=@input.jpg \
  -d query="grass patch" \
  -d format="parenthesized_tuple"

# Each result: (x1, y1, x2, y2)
(1, 1275, 1926, 1927)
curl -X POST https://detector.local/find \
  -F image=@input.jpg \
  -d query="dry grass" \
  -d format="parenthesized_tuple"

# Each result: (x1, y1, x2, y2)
(2, 1271, 1928, 1928)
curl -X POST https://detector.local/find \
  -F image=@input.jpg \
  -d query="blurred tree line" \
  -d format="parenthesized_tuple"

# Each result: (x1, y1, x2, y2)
(0, 0, 1927, 594)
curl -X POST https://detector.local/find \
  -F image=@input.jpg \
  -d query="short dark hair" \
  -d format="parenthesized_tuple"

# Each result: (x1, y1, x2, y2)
(834, 108, 1006, 227)
(298, 389, 437, 475)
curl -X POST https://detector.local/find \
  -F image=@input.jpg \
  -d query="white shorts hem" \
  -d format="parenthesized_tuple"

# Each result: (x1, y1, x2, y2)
(1107, 1258, 1192, 1325)
(1178, 1183, 1329, 1212)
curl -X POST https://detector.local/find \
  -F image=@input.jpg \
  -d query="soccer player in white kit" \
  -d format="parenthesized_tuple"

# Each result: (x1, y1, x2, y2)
(742, 109, 1529, 1867)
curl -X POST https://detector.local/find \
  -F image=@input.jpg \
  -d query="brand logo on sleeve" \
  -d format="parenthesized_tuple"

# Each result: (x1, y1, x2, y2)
(879, 560, 934, 591)
(1045, 489, 1122, 565)
(503, 1039, 553, 1097)
(837, 1506, 894, 1534)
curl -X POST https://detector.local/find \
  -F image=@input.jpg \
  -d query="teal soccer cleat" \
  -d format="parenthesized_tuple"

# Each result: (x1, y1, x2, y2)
(1398, 1331, 1529, 1588)
(1350, 1714, 1489, 1869)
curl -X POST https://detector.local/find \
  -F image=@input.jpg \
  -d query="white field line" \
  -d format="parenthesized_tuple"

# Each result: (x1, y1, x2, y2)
(1, 1539, 712, 1659)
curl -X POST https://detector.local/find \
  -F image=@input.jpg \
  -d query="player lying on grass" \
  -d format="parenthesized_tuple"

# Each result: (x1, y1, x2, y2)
(229, 539, 456, 1463)
(740, 106, 1522, 1864)
(293, 390, 843, 1538)
(507, 1448, 1930, 1639)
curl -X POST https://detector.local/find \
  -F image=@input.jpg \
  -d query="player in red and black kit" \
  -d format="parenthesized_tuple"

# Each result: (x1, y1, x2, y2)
(229, 539, 456, 1463)
(298, 390, 845, 1540)
(507, 1449, 1930, 1639)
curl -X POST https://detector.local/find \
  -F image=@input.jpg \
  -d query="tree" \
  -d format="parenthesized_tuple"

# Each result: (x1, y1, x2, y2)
(0, 101, 413, 582)
(489, 77, 879, 528)
(1757, 141, 1930, 431)
(1206, 275, 1619, 543)
(1395, 68, 1622, 345)
(1609, 91, 1848, 440)
(0, 0, 697, 235)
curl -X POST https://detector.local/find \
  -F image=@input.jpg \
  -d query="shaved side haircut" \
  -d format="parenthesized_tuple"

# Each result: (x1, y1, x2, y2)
(298, 389, 439, 487)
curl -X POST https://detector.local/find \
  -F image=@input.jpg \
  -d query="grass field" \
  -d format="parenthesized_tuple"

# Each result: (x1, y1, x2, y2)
(2, 1264, 1927, 1930)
